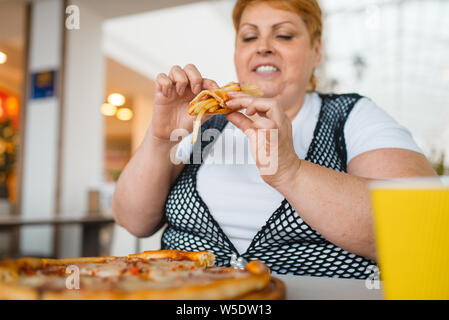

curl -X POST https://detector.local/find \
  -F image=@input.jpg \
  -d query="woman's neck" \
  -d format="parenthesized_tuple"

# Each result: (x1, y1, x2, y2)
(283, 93, 307, 121)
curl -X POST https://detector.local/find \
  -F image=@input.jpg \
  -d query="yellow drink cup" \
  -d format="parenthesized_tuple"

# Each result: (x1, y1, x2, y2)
(370, 177, 449, 300)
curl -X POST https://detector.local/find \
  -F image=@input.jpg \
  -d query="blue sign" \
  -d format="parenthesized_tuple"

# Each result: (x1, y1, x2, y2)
(30, 70, 57, 99)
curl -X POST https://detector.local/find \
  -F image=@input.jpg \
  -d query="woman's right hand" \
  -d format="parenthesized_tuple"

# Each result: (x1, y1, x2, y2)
(150, 64, 219, 143)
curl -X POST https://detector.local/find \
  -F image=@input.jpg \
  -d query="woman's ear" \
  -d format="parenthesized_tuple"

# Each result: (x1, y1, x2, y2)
(313, 39, 322, 68)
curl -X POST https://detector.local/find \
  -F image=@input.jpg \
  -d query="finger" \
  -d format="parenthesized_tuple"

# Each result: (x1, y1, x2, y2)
(226, 96, 264, 118)
(225, 95, 255, 110)
(201, 113, 213, 124)
(226, 97, 282, 126)
(226, 112, 254, 133)
(183, 64, 203, 95)
(202, 78, 220, 91)
(169, 65, 189, 96)
(252, 117, 277, 130)
(227, 90, 251, 97)
(226, 113, 277, 160)
(226, 90, 253, 100)
(156, 73, 174, 97)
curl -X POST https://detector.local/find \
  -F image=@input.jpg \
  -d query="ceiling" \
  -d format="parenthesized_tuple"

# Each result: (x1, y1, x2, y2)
(0, 0, 203, 18)
(84, 0, 203, 19)
(103, 0, 237, 86)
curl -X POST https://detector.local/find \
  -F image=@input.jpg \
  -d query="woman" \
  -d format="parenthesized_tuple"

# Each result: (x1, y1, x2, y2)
(112, 0, 436, 279)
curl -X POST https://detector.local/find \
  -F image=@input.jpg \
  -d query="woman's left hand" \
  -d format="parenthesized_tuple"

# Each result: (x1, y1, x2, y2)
(225, 91, 301, 190)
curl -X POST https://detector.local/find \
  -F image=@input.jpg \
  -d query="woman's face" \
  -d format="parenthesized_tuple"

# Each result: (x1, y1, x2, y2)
(234, 2, 321, 108)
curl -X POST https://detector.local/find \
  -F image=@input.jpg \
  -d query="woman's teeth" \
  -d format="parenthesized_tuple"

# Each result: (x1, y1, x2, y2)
(256, 65, 278, 73)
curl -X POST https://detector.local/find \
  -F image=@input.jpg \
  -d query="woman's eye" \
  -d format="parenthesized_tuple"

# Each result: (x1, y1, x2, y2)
(243, 36, 257, 42)
(277, 35, 293, 40)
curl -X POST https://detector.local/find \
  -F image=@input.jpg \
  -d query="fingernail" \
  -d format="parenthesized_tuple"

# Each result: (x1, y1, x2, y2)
(227, 91, 240, 97)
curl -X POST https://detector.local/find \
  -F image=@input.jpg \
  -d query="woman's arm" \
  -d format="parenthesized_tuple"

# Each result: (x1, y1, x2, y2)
(273, 149, 437, 262)
(112, 64, 218, 237)
(112, 129, 184, 237)
(225, 91, 437, 261)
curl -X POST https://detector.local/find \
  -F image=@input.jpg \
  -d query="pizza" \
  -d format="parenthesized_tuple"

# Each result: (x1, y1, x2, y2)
(0, 250, 284, 300)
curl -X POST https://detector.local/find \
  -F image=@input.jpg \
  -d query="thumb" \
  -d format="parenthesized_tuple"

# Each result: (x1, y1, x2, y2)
(226, 112, 254, 133)
(202, 78, 220, 90)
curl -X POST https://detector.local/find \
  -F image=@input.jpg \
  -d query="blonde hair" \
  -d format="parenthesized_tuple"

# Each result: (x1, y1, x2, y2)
(233, 0, 322, 91)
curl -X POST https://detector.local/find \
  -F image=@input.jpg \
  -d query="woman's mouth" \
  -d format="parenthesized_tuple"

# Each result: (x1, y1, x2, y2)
(255, 65, 278, 73)
(253, 64, 280, 76)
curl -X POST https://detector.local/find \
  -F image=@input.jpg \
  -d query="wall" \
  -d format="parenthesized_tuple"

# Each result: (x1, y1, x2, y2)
(103, 57, 160, 255)
(20, 0, 63, 256)
(58, 0, 105, 258)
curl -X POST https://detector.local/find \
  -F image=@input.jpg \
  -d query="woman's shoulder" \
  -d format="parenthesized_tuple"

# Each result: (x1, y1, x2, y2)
(316, 91, 364, 99)
(323, 92, 425, 163)
(315, 91, 367, 110)
(312, 91, 391, 121)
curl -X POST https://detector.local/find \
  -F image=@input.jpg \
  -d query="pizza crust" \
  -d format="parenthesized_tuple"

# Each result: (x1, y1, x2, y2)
(128, 250, 215, 268)
(0, 282, 39, 300)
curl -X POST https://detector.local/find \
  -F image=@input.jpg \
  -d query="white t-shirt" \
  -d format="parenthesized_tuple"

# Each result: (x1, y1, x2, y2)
(176, 92, 422, 254)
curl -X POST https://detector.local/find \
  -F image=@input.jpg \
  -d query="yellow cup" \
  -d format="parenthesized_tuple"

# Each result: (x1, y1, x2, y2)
(370, 177, 449, 300)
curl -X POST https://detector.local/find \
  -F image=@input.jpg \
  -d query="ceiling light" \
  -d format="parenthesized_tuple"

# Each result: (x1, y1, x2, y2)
(107, 93, 125, 106)
(116, 107, 133, 121)
(6, 97, 19, 117)
(100, 103, 117, 116)
(0, 51, 7, 64)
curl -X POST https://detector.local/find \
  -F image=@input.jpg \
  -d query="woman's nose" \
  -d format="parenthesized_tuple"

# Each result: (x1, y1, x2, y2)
(257, 38, 274, 55)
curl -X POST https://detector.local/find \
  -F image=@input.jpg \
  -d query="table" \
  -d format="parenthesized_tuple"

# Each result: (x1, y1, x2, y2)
(0, 215, 115, 258)
(276, 274, 384, 300)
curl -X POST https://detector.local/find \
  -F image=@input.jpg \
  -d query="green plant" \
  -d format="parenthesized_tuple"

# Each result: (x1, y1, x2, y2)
(109, 169, 122, 182)
(431, 152, 448, 176)
(0, 119, 16, 197)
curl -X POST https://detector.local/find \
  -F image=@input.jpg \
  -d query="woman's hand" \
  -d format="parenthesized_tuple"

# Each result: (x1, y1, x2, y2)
(151, 64, 219, 143)
(225, 91, 301, 189)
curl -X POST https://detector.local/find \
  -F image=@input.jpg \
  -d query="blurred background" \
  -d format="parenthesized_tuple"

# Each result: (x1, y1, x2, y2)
(0, 0, 448, 259)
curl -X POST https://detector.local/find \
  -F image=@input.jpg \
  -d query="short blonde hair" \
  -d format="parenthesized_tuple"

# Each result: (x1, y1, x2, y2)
(233, 0, 322, 91)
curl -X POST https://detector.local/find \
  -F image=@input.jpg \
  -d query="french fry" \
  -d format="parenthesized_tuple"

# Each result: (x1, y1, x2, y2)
(189, 82, 263, 144)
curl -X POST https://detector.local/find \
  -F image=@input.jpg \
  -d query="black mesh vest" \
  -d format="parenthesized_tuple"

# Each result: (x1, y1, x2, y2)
(161, 93, 377, 279)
